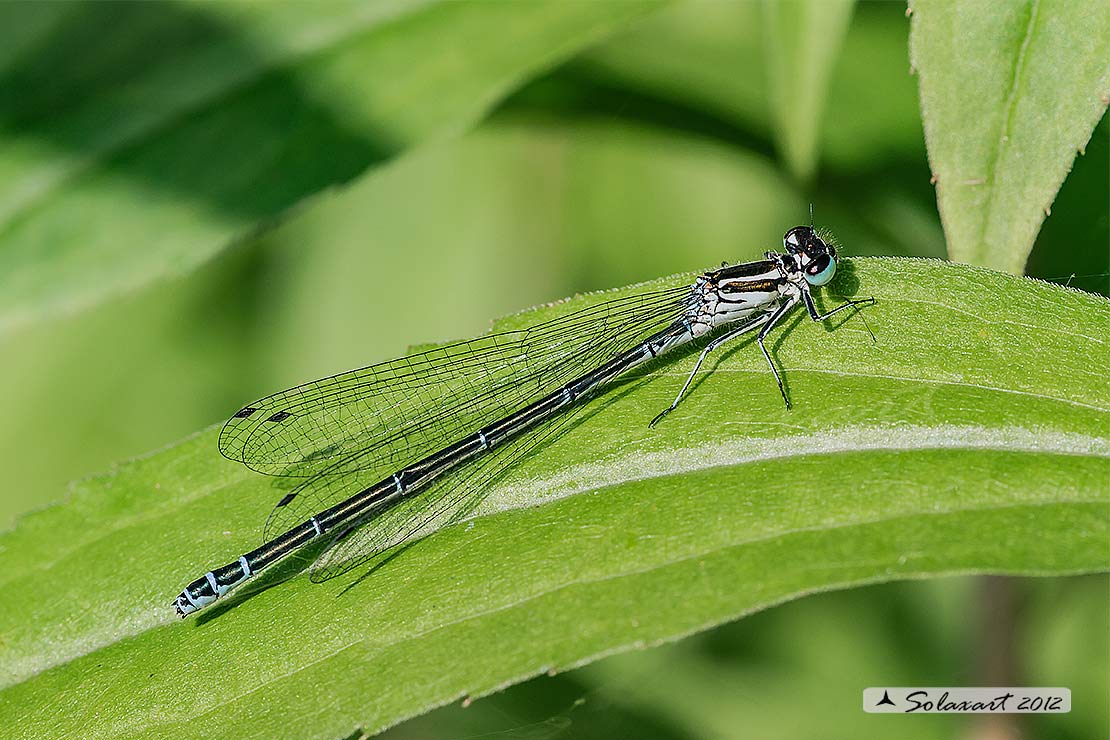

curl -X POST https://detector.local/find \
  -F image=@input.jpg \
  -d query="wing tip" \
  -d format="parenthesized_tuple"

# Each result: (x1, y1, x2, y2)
(219, 406, 302, 463)
(217, 405, 259, 460)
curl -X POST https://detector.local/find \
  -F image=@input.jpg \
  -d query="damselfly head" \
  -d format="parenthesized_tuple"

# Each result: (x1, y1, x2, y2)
(783, 225, 837, 286)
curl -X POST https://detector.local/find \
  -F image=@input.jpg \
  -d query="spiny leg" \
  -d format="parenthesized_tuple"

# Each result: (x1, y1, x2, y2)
(649, 313, 771, 428)
(801, 290, 876, 340)
(756, 298, 804, 409)
(759, 292, 876, 409)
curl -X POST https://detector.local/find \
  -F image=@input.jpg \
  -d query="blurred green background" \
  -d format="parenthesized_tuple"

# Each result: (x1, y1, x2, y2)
(0, 1, 1105, 738)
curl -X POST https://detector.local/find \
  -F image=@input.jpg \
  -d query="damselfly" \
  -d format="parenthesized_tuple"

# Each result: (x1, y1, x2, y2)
(174, 225, 872, 616)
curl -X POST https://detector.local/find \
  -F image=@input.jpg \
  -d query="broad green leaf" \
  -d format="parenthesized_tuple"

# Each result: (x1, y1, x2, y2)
(908, 0, 1110, 273)
(763, 0, 855, 182)
(1, 259, 1107, 739)
(0, 0, 662, 336)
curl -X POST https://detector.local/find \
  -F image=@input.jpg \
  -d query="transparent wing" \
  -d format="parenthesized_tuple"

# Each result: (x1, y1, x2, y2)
(307, 393, 596, 583)
(259, 283, 691, 541)
(220, 283, 692, 480)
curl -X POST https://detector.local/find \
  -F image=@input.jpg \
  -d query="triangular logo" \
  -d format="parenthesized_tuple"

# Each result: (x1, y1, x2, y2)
(876, 690, 896, 707)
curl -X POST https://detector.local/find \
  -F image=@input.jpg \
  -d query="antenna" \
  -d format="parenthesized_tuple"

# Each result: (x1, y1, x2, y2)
(809, 203, 814, 228)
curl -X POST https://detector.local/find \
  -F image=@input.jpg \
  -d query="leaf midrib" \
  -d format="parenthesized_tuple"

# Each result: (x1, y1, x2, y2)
(6, 417, 1107, 595)
(974, 0, 1042, 258)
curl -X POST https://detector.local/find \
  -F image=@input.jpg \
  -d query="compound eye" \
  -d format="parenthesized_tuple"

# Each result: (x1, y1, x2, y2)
(783, 226, 811, 252)
(804, 254, 836, 286)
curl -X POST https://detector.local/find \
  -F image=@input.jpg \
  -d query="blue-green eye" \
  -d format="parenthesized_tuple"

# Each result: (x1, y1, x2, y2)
(805, 255, 836, 286)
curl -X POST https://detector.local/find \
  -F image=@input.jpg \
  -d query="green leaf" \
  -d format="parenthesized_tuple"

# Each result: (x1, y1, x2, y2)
(1, 258, 1106, 738)
(763, 0, 856, 182)
(0, 0, 662, 337)
(575, 0, 771, 134)
(576, 2, 924, 174)
(821, 3, 926, 170)
(908, 0, 1110, 273)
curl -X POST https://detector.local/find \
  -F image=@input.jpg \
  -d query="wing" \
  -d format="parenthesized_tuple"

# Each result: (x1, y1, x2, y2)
(259, 282, 691, 541)
(220, 282, 692, 480)
(306, 390, 597, 583)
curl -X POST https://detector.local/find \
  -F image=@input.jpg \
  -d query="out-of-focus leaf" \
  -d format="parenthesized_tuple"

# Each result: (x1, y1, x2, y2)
(1026, 114, 1110, 297)
(242, 116, 804, 398)
(575, 0, 770, 136)
(821, 2, 924, 170)
(578, 1, 924, 175)
(909, 0, 1110, 273)
(0, 0, 662, 336)
(763, 0, 855, 182)
(383, 576, 1108, 740)
(0, 259, 1106, 739)
(562, 1, 944, 261)
(0, 116, 801, 528)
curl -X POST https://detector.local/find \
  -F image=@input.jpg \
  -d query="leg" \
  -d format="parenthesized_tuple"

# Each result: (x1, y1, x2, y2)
(649, 312, 771, 427)
(756, 298, 802, 409)
(761, 291, 875, 409)
(801, 289, 875, 335)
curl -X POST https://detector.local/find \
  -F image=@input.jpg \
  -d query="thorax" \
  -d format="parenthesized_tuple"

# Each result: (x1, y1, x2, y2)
(685, 259, 794, 335)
